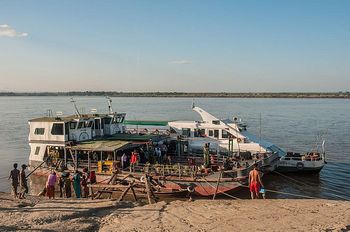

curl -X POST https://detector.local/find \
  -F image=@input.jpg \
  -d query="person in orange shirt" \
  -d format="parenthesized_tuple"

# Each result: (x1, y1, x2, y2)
(130, 150, 139, 172)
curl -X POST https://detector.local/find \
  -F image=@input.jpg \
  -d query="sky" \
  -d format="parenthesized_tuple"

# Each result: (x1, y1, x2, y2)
(0, 0, 349, 92)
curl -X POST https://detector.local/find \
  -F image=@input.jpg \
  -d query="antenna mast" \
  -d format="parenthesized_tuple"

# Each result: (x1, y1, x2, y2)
(106, 96, 113, 114)
(70, 97, 81, 117)
(259, 113, 262, 153)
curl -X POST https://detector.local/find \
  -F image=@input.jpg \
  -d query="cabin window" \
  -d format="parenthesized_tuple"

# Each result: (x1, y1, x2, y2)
(34, 128, 45, 135)
(214, 130, 219, 138)
(103, 118, 112, 125)
(117, 116, 124, 123)
(51, 123, 64, 135)
(77, 122, 86, 129)
(182, 128, 191, 137)
(222, 130, 232, 138)
(34, 146, 40, 155)
(208, 130, 213, 136)
(212, 120, 220, 125)
(87, 121, 93, 128)
(94, 119, 100, 129)
(70, 122, 77, 130)
(194, 129, 205, 137)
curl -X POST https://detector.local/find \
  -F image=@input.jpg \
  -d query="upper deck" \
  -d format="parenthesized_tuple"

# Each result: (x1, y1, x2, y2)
(28, 112, 126, 143)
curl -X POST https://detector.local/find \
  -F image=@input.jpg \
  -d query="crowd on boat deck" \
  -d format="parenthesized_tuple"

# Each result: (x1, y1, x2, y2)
(118, 143, 174, 171)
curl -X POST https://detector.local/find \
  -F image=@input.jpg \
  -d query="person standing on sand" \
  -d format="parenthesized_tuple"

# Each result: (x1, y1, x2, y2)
(58, 175, 65, 198)
(64, 173, 72, 198)
(46, 171, 57, 199)
(73, 170, 81, 198)
(248, 163, 264, 199)
(81, 172, 89, 198)
(9, 163, 20, 198)
(19, 164, 28, 199)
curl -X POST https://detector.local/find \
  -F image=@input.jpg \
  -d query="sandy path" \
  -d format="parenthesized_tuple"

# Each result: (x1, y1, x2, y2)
(100, 199, 350, 232)
(0, 193, 349, 232)
(0, 193, 121, 231)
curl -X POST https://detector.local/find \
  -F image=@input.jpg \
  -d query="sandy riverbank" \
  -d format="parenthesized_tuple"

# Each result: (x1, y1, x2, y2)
(0, 192, 349, 232)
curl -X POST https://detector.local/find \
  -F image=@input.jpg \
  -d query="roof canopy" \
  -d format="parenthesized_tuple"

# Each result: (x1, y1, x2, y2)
(71, 140, 130, 152)
(107, 133, 167, 142)
(124, 120, 169, 126)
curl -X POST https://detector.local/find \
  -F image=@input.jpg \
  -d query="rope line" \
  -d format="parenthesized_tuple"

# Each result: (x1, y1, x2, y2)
(272, 171, 350, 201)
(200, 176, 241, 200)
(239, 184, 317, 199)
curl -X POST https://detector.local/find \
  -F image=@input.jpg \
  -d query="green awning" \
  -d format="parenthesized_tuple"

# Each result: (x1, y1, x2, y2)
(107, 133, 166, 142)
(124, 120, 169, 126)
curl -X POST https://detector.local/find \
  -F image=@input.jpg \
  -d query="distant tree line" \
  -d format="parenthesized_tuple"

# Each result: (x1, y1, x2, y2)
(0, 91, 350, 98)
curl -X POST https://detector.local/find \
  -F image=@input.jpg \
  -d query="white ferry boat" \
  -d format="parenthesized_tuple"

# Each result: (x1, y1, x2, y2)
(26, 99, 323, 198)
(168, 105, 281, 170)
(168, 105, 326, 174)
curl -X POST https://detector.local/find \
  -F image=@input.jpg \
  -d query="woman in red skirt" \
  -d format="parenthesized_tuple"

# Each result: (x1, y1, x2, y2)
(46, 171, 57, 199)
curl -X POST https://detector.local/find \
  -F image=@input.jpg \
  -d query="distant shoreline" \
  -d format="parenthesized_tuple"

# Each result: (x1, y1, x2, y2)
(1, 91, 350, 98)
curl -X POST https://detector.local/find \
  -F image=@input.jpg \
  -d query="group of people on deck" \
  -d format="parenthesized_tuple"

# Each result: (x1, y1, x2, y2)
(121, 143, 171, 171)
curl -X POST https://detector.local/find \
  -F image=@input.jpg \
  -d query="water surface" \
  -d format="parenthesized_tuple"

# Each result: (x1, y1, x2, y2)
(0, 97, 349, 200)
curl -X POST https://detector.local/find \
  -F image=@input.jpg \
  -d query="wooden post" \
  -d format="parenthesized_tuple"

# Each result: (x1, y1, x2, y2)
(64, 148, 67, 167)
(150, 186, 157, 203)
(69, 149, 76, 169)
(88, 152, 91, 172)
(94, 172, 118, 199)
(130, 183, 138, 201)
(145, 175, 153, 204)
(118, 184, 132, 202)
(75, 150, 78, 169)
(212, 170, 223, 200)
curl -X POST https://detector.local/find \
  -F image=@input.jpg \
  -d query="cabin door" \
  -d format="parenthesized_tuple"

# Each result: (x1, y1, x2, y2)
(94, 119, 102, 137)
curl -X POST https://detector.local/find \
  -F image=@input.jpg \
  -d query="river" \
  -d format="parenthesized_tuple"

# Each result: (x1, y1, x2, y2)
(0, 96, 349, 200)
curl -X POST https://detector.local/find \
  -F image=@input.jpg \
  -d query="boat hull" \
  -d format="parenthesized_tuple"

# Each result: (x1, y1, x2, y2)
(276, 160, 325, 174)
(275, 165, 324, 174)
(28, 167, 245, 197)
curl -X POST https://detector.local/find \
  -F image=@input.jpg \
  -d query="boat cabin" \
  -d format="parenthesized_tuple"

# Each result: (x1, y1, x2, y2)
(28, 113, 126, 143)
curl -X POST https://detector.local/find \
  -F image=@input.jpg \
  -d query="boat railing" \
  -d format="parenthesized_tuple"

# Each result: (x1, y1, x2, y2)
(130, 163, 198, 177)
(282, 156, 323, 161)
(124, 128, 170, 135)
